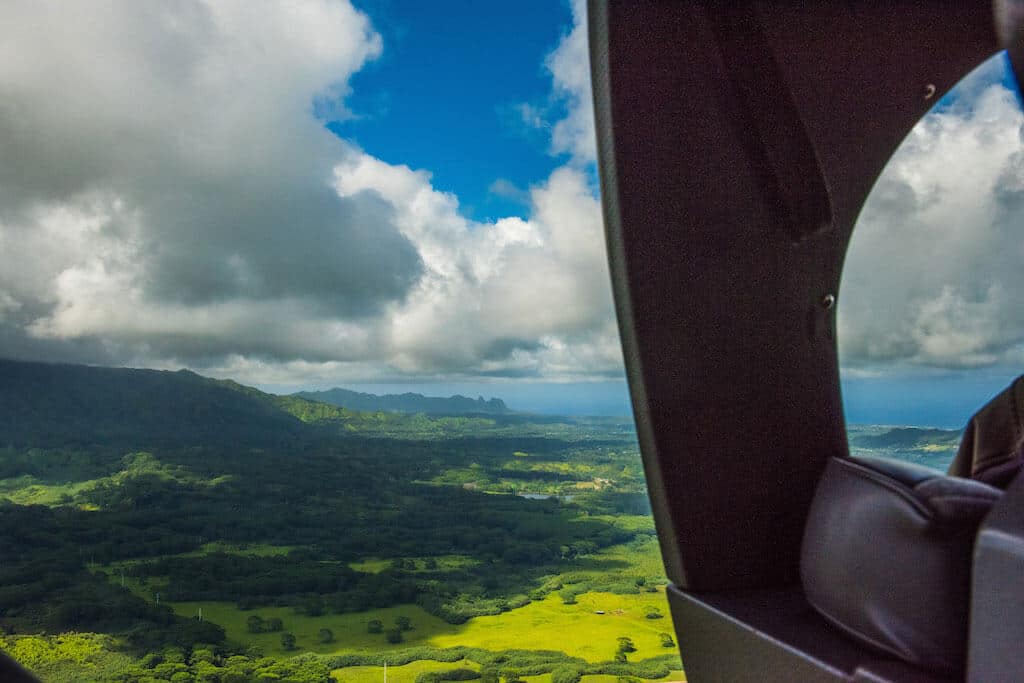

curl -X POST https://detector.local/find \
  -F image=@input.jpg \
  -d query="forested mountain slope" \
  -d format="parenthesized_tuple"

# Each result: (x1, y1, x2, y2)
(0, 359, 310, 447)
(0, 359, 577, 447)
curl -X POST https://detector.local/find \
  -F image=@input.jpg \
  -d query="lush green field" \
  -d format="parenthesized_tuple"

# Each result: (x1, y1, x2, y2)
(167, 589, 672, 661)
(562, 534, 666, 582)
(428, 592, 674, 662)
(169, 601, 447, 655)
(334, 664, 687, 683)
(332, 658, 480, 683)
(0, 474, 91, 507)
(579, 676, 683, 683)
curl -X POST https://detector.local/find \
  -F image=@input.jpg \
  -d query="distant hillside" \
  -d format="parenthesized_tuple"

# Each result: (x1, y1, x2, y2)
(0, 359, 525, 447)
(850, 427, 961, 450)
(0, 358, 312, 447)
(293, 387, 511, 415)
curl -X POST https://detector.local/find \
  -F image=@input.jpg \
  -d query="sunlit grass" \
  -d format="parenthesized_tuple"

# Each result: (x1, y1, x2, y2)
(0, 475, 100, 506)
(168, 589, 674, 664)
(136, 538, 677, 663)
(426, 592, 674, 663)
(0, 451, 223, 510)
(169, 601, 449, 655)
(558, 536, 667, 585)
(0, 633, 136, 682)
(349, 555, 479, 574)
(579, 676, 686, 683)
(332, 658, 480, 683)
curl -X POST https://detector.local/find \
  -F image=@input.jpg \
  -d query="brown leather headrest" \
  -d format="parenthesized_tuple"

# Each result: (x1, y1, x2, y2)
(802, 456, 1002, 674)
(947, 375, 1024, 488)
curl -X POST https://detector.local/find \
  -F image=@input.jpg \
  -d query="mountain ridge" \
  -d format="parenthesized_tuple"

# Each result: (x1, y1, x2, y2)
(0, 358, 521, 448)
(293, 386, 511, 415)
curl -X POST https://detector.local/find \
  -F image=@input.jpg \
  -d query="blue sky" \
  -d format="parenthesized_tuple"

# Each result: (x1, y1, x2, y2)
(329, 1, 572, 221)
(932, 51, 1022, 112)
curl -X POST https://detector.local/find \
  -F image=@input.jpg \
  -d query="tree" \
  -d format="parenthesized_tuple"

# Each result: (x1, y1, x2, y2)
(551, 666, 581, 683)
(660, 632, 675, 648)
(616, 636, 637, 653)
(424, 558, 438, 570)
(635, 576, 646, 587)
(280, 631, 296, 651)
(480, 668, 499, 683)
(367, 619, 384, 634)
(140, 653, 164, 669)
(645, 606, 663, 619)
(395, 615, 412, 631)
(571, 540, 598, 556)
(385, 627, 403, 644)
(503, 669, 522, 683)
(246, 615, 265, 633)
(303, 595, 325, 617)
(266, 617, 283, 632)
(318, 628, 334, 644)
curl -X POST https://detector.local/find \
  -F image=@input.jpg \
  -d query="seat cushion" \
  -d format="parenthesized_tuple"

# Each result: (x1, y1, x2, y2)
(801, 456, 1001, 674)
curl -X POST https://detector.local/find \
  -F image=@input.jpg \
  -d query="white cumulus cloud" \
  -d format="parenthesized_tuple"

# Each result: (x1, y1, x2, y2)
(839, 60, 1024, 374)
(0, 0, 621, 384)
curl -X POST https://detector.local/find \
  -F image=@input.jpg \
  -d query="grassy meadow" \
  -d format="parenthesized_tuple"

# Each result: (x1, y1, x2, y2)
(427, 592, 674, 661)
(333, 667, 687, 683)
(166, 590, 674, 662)
(349, 555, 480, 574)
(333, 659, 480, 683)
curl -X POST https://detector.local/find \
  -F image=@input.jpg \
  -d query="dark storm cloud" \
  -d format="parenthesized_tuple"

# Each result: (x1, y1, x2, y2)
(139, 181, 421, 315)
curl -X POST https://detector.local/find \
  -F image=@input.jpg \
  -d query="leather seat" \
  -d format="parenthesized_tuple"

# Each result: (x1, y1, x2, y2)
(948, 375, 1024, 488)
(801, 455, 1001, 674)
(801, 376, 1024, 673)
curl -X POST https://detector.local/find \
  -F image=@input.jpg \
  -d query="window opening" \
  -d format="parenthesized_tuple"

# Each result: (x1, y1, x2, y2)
(839, 52, 1024, 471)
